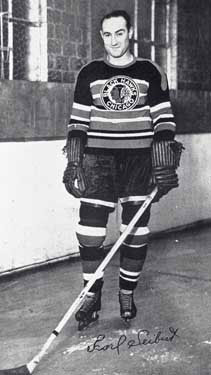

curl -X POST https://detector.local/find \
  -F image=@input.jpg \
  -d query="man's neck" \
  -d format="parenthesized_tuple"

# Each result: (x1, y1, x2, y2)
(107, 52, 134, 66)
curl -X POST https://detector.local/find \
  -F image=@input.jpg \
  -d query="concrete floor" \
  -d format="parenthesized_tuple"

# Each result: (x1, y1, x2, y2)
(1, 225, 211, 375)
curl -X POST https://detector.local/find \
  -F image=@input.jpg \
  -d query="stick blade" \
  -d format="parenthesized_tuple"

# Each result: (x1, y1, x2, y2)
(0, 365, 31, 375)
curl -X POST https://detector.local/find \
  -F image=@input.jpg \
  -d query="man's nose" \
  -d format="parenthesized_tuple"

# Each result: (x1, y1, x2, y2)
(111, 35, 117, 45)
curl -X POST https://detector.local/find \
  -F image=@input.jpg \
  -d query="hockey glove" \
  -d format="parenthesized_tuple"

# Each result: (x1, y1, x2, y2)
(151, 140, 184, 201)
(63, 135, 87, 198)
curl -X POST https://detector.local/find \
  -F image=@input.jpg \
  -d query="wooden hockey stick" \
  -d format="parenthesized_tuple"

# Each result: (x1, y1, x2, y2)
(0, 187, 158, 375)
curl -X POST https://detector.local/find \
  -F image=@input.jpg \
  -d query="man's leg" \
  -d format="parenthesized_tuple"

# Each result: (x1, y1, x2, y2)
(75, 202, 111, 330)
(117, 149, 152, 321)
(119, 201, 150, 321)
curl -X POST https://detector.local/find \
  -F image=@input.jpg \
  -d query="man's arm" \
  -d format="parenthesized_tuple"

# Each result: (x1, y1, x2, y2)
(67, 66, 92, 139)
(148, 64, 184, 201)
(148, 63, 176, 141)
(63, 67, 92, 198)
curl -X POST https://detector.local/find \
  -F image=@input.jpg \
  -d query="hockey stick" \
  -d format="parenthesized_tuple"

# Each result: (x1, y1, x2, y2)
(0, 187, 158, 375)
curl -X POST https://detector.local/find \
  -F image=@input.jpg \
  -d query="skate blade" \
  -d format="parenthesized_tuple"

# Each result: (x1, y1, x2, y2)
(121, 312, 136, 324)
(78, 312, 99, 331)
(121, 316, 132, 324)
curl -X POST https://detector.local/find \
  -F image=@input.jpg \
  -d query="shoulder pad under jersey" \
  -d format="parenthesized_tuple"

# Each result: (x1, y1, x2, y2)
(137, 58, 168, 91)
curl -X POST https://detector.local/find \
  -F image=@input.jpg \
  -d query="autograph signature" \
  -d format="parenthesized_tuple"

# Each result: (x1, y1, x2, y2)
(87, 327, 179, 355)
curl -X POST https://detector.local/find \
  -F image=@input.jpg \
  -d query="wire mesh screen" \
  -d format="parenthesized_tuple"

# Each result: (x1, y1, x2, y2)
(12, 0, 28, 80)
(0, 0, 44, 80)
(0, 0, 9, 78)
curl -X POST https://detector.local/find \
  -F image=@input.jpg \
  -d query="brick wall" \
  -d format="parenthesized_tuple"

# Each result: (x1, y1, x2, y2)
(178, 0, 211, 91)
(171, 90, 211, 134)
(47, 0, 91, 83)
(0, 80, 71, 140)
(175, 0, 211, 133)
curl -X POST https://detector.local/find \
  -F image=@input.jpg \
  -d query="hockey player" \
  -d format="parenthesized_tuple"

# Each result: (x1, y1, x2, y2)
(63, 10, 182, 330)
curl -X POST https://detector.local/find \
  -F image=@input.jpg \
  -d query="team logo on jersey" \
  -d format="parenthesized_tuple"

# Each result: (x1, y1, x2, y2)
(101, 75, 139, 111)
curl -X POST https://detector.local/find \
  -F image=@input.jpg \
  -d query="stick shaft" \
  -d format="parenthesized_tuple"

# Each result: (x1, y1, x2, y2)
(27, 187, 157, 373)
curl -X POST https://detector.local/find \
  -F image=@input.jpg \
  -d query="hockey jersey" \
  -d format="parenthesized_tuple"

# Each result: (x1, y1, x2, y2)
(67, 58, 176, 149)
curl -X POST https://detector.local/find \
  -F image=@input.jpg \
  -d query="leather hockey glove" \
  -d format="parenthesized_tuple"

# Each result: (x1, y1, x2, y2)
(63, 135, 87, 198)
(151, 140, 184, 201)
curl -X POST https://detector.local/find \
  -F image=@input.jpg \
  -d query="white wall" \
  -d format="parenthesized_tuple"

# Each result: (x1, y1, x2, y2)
(0, 140, 119, 273)
(150, 134, 211, 231)
(1, 134, 211, 273)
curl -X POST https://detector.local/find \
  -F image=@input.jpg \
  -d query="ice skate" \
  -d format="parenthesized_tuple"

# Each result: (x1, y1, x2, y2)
(119, 290, 137, 322)
(75, 290, 101, 331)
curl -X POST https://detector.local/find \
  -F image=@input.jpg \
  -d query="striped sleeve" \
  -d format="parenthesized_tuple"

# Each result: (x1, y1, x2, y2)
(148, 65, 176, 139)
(67, 67, 92, 136)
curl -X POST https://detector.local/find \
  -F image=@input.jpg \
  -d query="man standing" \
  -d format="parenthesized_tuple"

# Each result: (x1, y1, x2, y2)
(63, 10, 180, 330)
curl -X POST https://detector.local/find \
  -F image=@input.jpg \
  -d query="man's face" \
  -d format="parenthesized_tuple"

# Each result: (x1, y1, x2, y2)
(100, 16, 133, 59)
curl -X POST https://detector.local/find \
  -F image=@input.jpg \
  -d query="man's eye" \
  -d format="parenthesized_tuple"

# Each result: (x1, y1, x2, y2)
(117, 32, 124, 36)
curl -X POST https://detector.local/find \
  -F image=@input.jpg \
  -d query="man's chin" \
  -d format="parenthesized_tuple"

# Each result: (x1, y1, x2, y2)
(109, 51, 123, 59)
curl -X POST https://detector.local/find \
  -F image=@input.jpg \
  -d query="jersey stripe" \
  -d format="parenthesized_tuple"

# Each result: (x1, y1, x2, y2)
(72, 102, 91, 111)
(150, 101, 171, 112)
(120, 225, 150, 236)
(90, 116, 151, 124)
(122, 242, 147, 248)
(119, 268, 141, 276)
(120, 195, 148, 203)
(77, 224, 106, 236)
(88, 131, 153, 138)
(154, 122, 176, 132)
(87, 137, 153, 149)
(67, 123, 89, 132)
(153, 113, 174, 123)
(80, 198, 116, 207)
(91, 104, 150, 114)
(71, 115, 89, 122)
(83, 272, 104, 280)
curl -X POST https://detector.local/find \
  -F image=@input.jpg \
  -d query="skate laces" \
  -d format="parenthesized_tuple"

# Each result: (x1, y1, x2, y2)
(119, 292, 133, 311)
(80, 293, 98, 313)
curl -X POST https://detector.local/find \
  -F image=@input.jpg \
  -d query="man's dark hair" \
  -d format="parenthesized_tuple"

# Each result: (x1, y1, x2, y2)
(100, 10, 131, 31)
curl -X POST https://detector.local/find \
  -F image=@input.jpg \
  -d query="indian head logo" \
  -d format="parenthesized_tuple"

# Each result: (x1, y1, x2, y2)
(101, 76, 139, 111)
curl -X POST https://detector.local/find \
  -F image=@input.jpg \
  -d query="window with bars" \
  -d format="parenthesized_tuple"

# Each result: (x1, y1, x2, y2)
(151, 0, 177, 90)
(0, 0, 47, 81)
(137, 0, 177, 90)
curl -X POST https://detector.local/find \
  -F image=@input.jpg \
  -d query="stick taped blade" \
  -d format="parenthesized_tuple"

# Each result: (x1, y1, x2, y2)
(0, 365, 31, 375)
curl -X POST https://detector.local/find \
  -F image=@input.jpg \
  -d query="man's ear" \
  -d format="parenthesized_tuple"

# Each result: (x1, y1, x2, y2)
(129, 26, 134, 39)
(100, 30, 104, 40)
